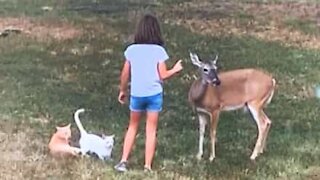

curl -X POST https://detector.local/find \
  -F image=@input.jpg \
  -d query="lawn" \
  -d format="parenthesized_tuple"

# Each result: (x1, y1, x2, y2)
(1, 0, 320, 179)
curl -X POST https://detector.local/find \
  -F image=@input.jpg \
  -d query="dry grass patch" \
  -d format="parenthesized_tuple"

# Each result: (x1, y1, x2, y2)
(164, 1, 320, 49)
(0, 120, 46, 179)
(0, 17, 81, 41)
(0, 120, 112, 179)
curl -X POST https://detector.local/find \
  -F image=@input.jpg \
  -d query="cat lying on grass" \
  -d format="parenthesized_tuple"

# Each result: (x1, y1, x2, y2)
(48, 124, 81, 157)
(74, 108, 114, 161)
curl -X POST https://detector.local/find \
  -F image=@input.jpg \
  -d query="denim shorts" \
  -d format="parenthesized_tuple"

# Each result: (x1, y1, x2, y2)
(129, 93, 163, 112)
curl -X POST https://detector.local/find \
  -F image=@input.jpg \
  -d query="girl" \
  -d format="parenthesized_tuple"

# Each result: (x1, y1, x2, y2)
(114, 14, 183, 172)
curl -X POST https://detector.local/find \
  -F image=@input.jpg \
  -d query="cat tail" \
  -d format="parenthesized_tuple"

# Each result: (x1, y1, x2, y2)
(74, 108, 87, 135)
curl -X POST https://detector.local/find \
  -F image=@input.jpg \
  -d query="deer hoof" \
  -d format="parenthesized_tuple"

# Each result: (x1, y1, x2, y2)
(250, 154, 257, 161)
(196, 153, 203, 160)
(209, 155, 215, 162)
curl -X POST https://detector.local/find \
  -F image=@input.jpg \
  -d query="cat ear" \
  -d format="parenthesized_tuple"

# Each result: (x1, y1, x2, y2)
(56, 124, 71, 130)
(102, 134, 115, 139)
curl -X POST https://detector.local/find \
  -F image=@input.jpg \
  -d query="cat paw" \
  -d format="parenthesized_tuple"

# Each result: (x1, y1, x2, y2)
(73, 148, 82, 156)
(84, 154, 90, 158)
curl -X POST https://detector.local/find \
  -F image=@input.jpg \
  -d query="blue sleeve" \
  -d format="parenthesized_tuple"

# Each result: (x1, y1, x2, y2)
(124, 47, 131, 62)
(158, 46, 169, 63)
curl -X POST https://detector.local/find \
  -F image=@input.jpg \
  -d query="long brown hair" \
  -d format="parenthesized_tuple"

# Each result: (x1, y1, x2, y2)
(134, 14, 164, 46)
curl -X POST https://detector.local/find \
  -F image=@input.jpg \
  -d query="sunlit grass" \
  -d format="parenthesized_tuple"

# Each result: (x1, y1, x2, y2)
(1, 0, 320, 179)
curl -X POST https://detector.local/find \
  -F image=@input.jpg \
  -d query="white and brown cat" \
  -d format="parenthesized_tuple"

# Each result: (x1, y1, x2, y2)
(48, 124, 81, 157)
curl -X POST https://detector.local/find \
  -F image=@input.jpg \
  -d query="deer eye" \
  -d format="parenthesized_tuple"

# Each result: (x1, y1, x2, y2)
(203, 68, 208, 72)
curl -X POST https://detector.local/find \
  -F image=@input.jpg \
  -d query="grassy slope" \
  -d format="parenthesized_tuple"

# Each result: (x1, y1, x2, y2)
(1, 0, 320, 179)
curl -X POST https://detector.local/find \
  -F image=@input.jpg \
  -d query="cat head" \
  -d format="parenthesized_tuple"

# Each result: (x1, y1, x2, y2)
(55, 124, 71, 140)
(102, 134, 115, 149)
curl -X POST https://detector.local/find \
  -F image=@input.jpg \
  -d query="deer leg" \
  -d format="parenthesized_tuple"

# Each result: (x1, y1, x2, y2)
(259, 110, 272, 154)
(197, 113, 207, 160)
(209, 110, 220, 162)
(247, 104, 267, 160)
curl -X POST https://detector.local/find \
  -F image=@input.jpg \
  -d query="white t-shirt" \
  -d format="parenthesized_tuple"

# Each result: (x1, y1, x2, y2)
(124, 44, 169, 97)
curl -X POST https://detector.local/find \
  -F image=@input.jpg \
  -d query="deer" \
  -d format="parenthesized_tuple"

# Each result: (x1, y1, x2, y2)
(188, 52, 276, 161)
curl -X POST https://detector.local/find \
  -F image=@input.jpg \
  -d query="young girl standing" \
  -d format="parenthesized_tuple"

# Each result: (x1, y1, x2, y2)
(114, 14, 183, 172)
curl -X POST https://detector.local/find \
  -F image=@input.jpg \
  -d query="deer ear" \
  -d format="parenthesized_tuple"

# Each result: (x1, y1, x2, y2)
(211, 54, 219, 65)
(102, 134, 115, 139)
(189, 52, 202, 67)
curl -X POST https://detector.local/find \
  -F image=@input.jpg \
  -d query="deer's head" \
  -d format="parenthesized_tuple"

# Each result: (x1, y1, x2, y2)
(189, 52, 221, 86)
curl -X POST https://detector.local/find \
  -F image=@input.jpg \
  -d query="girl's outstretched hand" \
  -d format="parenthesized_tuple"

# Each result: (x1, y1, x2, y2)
(173, 60, 183, 73)
(118, 91, 127, 104)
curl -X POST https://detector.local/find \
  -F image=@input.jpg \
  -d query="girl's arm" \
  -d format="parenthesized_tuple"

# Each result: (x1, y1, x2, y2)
(118, 60, 130, 104)
(158, 60, 183, 80)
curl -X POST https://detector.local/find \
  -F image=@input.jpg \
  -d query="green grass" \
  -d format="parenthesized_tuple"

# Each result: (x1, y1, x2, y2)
(1, 0, 320, 179)
(285, 18, 320, 36)
(237, 0, 320, 3)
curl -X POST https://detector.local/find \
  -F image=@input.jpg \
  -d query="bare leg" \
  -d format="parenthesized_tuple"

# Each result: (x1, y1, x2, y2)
(209, 111, 219, 161)
(120, 111, 141, 162)
(144, 111, 159, 169)
(197, 114, 207, 160)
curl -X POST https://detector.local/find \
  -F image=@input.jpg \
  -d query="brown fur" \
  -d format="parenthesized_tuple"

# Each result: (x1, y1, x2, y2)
(189, 69, 274, 110)
(189, 68, 276, 161)
(48, 124, 81, 157)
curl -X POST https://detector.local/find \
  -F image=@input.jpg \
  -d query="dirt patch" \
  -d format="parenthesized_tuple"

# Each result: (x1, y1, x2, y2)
(302, 166, 320, 180)
(241, 2, 320, 23)
(164, 1, 320, 49)
(0, 17, 81, 41)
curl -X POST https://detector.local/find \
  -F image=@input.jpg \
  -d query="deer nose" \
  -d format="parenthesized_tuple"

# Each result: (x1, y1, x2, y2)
(215, 79, 221, 86)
